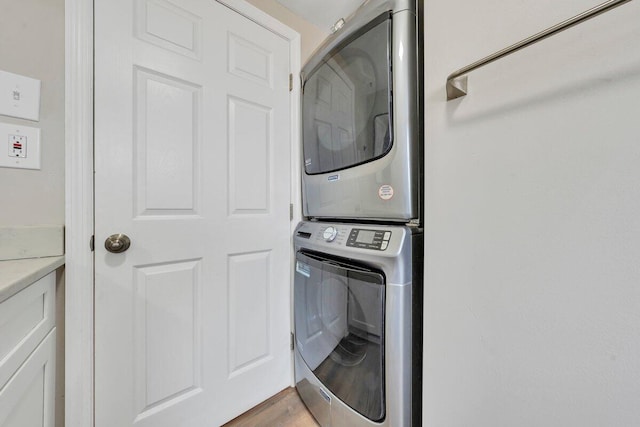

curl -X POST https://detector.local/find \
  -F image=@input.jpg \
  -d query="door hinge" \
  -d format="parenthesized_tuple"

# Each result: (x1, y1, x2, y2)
(89, 235, 95, 252)
(290, 203, 294, 220)
(290, 332, 295, 350)
(289, 73, 293, 92)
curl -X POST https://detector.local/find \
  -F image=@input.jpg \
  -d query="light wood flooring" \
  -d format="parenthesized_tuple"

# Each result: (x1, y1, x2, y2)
(223, 387, 319, 427)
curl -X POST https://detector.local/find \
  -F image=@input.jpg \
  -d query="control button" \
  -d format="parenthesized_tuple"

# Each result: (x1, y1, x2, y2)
(383, 231, 391, 241)
(323, 226, 338, 242)
(380, 241, 388, 250)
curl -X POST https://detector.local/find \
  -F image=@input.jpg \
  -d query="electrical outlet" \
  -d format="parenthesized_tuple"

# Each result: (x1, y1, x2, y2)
(9, 134, 27, 158)
(0, 123, 40, 170)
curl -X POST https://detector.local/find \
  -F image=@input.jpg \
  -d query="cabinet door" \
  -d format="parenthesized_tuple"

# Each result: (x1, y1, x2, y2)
(0, 329, 56, 427)
(0, 272, 55, 390)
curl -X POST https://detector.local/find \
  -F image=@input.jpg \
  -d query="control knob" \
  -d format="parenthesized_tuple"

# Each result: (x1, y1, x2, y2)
(323, 226, 338, 242)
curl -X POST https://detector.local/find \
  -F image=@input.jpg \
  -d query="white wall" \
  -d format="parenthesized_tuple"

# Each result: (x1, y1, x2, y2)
(244, 0, 328, 63)
(423, 0, 640, 426)
(0, 0, 65, 226)
(0, 2, 65, 427)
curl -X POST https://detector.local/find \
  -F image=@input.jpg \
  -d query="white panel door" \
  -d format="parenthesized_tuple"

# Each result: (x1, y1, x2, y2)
(94, 0, 292, 426)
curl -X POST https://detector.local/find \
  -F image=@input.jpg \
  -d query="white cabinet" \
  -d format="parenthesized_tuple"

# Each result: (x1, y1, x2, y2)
(0, 272, 56, 427)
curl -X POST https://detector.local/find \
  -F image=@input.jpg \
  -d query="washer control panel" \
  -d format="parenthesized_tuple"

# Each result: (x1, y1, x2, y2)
(346, 228, 391, 251)
(297, 223, 398, 251)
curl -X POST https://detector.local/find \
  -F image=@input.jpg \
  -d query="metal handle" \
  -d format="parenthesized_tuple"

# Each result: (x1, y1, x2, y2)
(446, 0, 634, 100)
(104, 233, 131, 253)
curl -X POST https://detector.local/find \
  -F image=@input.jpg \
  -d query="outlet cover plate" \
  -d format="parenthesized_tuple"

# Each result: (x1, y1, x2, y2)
(0, 122, 41, 170)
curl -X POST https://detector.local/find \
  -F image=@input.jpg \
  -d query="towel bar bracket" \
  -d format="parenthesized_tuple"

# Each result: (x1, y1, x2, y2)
(446, 76, 467, 101)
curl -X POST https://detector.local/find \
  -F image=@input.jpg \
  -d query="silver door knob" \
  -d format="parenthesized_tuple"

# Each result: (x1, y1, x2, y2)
(104, 233, 131, 253)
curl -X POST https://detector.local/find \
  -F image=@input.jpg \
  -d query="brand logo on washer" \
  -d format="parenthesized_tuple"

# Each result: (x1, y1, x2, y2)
(327, 174, 340, 182)
(296, 261, 311, 278)
(318, 388, 331, 403)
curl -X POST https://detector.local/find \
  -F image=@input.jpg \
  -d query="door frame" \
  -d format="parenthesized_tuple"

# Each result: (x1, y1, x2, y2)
(65, 1, 301, 425)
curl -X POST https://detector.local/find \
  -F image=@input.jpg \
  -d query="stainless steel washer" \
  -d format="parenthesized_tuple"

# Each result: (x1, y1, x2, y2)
(293, 221, 422, 427)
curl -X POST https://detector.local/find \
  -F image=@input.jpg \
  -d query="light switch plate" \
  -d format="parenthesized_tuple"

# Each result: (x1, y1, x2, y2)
(0, 122, 41, 170)
(0, 69, 41, 121)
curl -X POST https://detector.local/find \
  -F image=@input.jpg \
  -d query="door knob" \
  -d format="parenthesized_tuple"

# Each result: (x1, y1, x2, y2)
(104, 233, 131, 253)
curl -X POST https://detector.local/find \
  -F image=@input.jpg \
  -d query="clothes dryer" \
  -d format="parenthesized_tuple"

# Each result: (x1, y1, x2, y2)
(301, 0, 423, 223)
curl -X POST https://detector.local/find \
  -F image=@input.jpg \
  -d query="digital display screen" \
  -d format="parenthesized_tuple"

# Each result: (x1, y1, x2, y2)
(356, 230, 376, 244)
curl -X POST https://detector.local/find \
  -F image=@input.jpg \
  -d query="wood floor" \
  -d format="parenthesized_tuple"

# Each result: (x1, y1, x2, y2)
(223, 387, 319, 427)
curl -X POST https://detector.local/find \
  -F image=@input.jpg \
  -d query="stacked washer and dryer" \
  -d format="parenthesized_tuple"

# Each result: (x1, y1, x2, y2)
(293, 1, 423, 426)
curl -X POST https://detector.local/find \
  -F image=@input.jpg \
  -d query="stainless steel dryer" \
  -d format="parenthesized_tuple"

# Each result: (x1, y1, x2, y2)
(301, 0, 423, 223)
(293, 221, 422, 427)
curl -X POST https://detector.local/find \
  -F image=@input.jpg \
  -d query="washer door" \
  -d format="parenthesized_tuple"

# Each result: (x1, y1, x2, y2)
(294, 250, 386, 422)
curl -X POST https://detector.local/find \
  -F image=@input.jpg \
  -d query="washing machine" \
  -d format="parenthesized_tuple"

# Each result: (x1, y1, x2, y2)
(293, 220, 422, 427)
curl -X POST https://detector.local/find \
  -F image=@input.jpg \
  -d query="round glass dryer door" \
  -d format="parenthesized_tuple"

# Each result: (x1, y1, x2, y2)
(302, 15, 392, 175)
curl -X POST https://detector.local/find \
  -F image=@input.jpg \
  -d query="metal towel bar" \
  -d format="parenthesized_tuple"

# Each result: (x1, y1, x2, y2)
(446, 0, 634, 101)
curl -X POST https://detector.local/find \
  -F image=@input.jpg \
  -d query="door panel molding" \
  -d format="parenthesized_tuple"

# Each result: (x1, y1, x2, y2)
(65, 1, 301, 426)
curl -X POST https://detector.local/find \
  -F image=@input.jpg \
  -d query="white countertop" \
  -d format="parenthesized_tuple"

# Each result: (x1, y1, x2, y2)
(0, 256, 65, 303)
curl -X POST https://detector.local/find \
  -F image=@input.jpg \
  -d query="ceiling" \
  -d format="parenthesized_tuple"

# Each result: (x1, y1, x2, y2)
(276, 0, 366, 31)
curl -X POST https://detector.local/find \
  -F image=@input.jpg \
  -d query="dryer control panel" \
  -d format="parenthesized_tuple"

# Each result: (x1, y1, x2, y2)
(346, 228, 391, 251)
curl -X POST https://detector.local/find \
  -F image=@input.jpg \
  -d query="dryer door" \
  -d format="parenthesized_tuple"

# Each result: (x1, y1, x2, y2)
(302, 15, 392, 175)
(294, 251, 386, 422)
